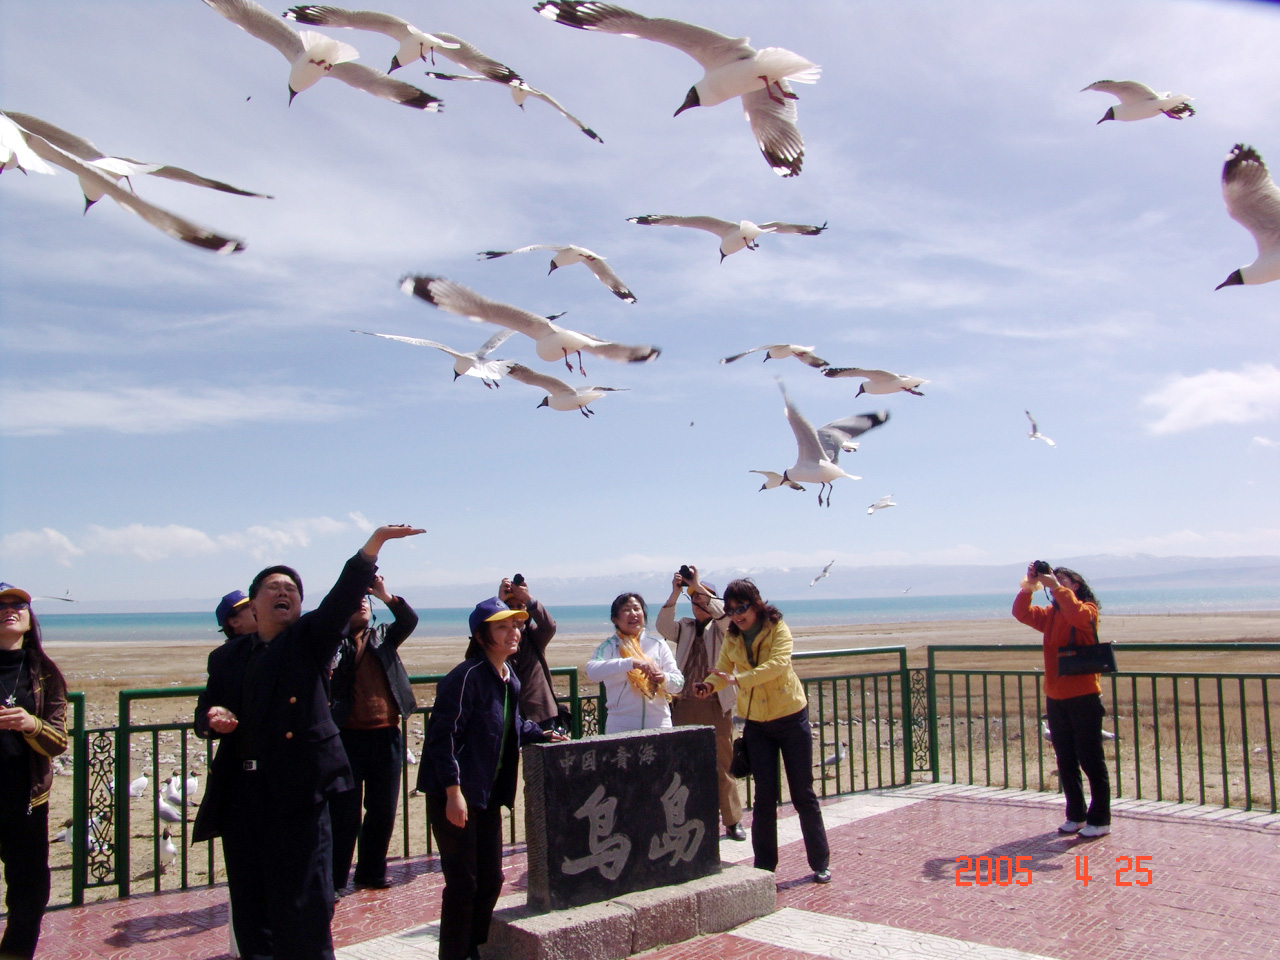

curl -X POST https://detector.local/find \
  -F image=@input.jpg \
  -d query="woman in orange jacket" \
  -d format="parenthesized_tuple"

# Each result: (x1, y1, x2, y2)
(1013, 564, 1111, 838)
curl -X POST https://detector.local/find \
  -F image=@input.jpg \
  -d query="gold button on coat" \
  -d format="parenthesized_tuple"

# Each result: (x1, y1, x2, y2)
(289, 697, 297, 704)
(285, 731, 293, 739)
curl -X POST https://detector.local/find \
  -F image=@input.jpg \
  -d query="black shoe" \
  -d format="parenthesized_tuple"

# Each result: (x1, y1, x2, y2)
(354, 877, 391, 890)
(726, 823, 747, 841)
(814, 869, 832, 884)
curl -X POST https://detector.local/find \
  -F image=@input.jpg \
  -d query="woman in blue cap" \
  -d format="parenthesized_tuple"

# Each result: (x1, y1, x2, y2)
(419, 598, 566, 960)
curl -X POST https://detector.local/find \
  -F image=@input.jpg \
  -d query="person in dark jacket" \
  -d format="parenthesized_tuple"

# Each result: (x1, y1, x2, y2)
(193, 525, 423, 960)
(0, 583, 68, 960)
(498, 575, 562, 730)
(419, 597, 565, 960)
(328, 573, 418, 891)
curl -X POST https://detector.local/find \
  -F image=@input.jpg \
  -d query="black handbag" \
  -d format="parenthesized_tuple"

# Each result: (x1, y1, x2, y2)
(1057, 623, 1117, 675)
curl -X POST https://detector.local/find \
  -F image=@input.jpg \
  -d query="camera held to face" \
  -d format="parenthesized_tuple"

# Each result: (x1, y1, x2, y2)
(1031, 560, 1053, 577)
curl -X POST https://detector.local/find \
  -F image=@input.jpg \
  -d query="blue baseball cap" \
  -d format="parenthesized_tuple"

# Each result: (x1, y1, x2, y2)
(468, 596, 528, 638)
(215, 590, 251, 631)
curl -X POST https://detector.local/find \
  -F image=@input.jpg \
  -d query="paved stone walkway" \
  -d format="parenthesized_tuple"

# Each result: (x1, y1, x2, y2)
(34, 783, 1280, 959)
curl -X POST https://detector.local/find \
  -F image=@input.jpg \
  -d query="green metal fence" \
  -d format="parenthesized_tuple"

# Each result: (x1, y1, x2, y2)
(31, 640, 1280, 915)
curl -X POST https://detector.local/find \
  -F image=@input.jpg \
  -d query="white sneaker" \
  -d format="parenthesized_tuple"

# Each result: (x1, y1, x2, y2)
(1079, 824, 1110, 838)
(1058, 820, 1084, 834)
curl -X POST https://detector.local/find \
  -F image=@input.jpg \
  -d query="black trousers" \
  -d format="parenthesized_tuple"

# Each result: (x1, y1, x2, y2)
(331, 726, 403, 889)
(426, 794, 504, 960)
(0, 802, 49, 960)
(220, 771, 336, 960)
(743, 706, 830, 874)
(1046, 693, 1111, 826)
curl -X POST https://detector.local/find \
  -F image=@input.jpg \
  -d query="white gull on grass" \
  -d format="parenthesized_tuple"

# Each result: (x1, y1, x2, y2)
(755, 380, 860, 508)
(354, 328, 515, 387)
(1217, 144, 1280, 289)
(506, 363, 627, 417)
(400, 275, 659, 376)
(823, 366, 928, 396)
(1082, 80, 1194, 123)
(627, 215, 826, 262)
(479, 245, 635, 302)
(4, 111, 271, 210)
(535, 0, 819, 176)
(202, 0, 442, 110)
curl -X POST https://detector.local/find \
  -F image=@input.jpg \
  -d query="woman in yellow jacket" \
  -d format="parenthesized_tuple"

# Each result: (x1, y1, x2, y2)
(694, 579, 830, 883)
(1013, 563, 1110, 838)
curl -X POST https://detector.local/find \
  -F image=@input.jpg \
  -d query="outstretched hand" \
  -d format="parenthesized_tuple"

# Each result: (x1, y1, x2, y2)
(361, 525, 426, 559)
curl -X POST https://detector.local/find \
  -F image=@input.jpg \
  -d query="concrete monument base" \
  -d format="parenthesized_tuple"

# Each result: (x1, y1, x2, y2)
(484, 864, 776, 960)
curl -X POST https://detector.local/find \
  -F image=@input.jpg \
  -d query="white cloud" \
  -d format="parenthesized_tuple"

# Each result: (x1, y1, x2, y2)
(1142, 364, 1280, 434)
(0, 383, 352, 436)
(82, 524, 219, 562)
(1253, 436, 1279, 449)
(220, 517, 352, 561)
(0, 527, 85, 567)
(1097, 527, 1280, 556)
(347, 511, 375, 533)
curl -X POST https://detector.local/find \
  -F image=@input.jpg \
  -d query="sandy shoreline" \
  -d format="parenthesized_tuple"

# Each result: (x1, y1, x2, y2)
(42, 610, 1280, 726)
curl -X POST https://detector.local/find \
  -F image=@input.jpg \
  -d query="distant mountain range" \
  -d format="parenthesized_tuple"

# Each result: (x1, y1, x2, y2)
(63, 554, 1280, 613)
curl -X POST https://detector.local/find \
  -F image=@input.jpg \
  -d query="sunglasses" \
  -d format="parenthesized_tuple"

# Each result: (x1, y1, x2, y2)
(0, 600, 30, 611)
(724, 602, 751, 617)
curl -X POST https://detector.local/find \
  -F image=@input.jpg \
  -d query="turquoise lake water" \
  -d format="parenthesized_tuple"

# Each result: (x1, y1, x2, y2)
(34, 585, 1280, 644)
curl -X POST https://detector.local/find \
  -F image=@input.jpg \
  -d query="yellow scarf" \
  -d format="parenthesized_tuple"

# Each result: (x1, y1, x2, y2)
(618, 631, 668, 701)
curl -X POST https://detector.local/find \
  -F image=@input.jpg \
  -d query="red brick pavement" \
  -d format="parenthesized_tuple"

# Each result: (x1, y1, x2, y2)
(32, 787, 1280, 960)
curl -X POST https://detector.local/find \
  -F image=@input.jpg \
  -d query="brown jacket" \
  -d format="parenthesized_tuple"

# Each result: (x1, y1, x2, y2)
(21, 645, 69, 810)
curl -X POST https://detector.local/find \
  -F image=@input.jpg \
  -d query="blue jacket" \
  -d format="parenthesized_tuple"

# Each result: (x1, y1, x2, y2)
(418, 656, 550, 811)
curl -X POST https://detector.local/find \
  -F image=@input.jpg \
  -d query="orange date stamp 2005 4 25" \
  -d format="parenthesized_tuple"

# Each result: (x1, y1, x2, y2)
(955, 855, 1153, 888)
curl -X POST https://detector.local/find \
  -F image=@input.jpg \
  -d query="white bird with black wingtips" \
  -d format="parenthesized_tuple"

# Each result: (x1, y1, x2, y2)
(823, 367, 928, 396)
(627, 215, 826, 262)
(867, 495, 896, 515)
(478, 245, 635, 302)
(721, 344, 828, 368)
(809, 560, 835, 587)
(1217, 144, 1280, 289)
(1025, 410, 1056, 447)
(1082, 80, 1194, 123)
(506, 363, 628, 417)
(354, 329, 515, 387)
(756, 380, 860, 507)
(400, 275, 659, 376)
(535, 0, 819, 176)
(817, 411, 890, 462)
(201, 0, 443, 110)
(749, 470, 804, 492)
(0, 113, 55, 175)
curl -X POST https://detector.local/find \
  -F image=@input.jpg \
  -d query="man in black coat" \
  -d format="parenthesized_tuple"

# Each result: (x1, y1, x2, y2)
(194, 524, 423, 960)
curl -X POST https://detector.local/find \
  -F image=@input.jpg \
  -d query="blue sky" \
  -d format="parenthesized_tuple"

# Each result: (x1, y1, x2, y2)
(3, 0, 1280, 607)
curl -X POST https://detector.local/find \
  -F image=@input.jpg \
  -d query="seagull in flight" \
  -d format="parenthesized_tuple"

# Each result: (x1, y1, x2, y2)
(817, 411, 890, 463)
(1082, 80, 1194, 123)
(627, 215, 826, 261)
(353, 329, 515, 387)
(1217, 144, 1280, 289)
(535, 0, 819, 176)
(721, 344, 828, 368)
(749, 470, 804, 492)
(756, 381, 860, 507)
(283, 6, 601, 139)
(282, 5, 459, 70)
(201, 0, 443, 109)
(400, 275, 659, 376)
(809, 560, 835, 587)
(823, 367, 928, 396)
(0, 113, 55, 175)
(506, 363, 627, 417)
(479, 244, 635, 302)
(11, 125, 245, 253)
(867, 495, 896, 515)
(1025, 410, 1056, 446)
(4, 112, 271, 211)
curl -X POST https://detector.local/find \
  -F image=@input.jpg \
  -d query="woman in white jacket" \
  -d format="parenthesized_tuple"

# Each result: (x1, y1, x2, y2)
(587, 593, 683, 733)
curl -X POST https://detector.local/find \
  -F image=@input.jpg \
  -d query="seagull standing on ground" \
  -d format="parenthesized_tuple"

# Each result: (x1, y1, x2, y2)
(809, 560, 835, 587)
(284, 5, 601, 139)
(755, 381, 860, 507)
(505, 363, 628, 417)
(823, 367, 928, 396)
(401, 275, 660, 375)
(867, 495, 896, 515)
(201, 0, 443, 109)
(353, 329, 515, 387)
(535, 0, 820, 176)
(721, 344, 828, 368)
(127, 773, 148, 799)
(627, 215, 826, 261)
(478, 245, 635, 302)
(1082, 80, 1194, 123)
(1025, 410, 1056, 446)
(1217, 144, 1280, 289)
(4, 112, 271, 210)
